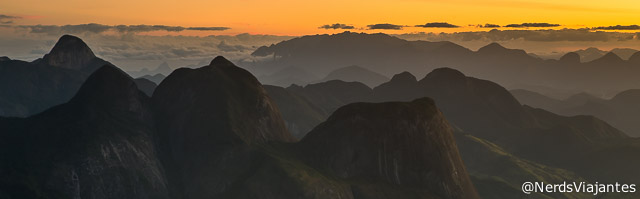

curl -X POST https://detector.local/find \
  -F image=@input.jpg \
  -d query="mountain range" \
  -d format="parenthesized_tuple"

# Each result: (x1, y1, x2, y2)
(513, 88, 640, 137)
(0, 38, 481, 198)
(250, 31, 640, 98)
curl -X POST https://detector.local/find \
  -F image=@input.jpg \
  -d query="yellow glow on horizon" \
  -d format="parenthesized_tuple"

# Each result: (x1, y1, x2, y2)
(3, 0, 640, 35)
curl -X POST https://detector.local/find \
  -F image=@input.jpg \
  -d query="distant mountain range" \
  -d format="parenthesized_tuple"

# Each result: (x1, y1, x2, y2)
(127, 61, 174, 78)
(250, 31, 640, 97)
(573, 47, 638, 62)
(267, 68, 640, 198)
(513, 88, 640, 137)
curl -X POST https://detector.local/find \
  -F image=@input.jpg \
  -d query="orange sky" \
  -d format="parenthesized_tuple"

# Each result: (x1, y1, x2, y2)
(3, 0, 640, 35)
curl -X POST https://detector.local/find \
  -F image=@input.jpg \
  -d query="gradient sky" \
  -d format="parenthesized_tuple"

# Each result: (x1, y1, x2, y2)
(3, 0, 640, 35)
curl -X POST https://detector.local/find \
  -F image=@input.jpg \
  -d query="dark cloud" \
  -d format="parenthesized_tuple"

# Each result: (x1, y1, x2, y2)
(479, 23, 501, 28)
(318, 23, 355, 29)
(187, 27, 231, 31)
(415, 22, 459, 28)
(593, 25, 640, 30)
(0, 14, 20, 20)
(367, 23, 404, 30)
(16, 23, 231, 35)
(505, 23, 561, 28)
(0, 14, 20, 24)
(395, 28, 636, 42)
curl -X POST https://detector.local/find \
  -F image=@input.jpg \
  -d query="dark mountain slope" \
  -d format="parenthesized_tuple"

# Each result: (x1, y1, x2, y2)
(0, 65, 169, 199)
(139, 73, 166, 85)
(152, 56, 296, 198)
(134, 78, 158, 97)
(301, 98, 479, 199)
(263, 85, 328, 139)
(0, 35, 110, 117)
(287, 80, 373, 114)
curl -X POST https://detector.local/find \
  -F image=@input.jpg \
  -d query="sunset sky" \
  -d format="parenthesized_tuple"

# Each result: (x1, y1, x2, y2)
(3, 0, 640, 35)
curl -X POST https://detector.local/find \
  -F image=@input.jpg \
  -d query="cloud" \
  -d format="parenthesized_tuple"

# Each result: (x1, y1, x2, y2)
(16, 23, 231, 35)
(415, 22, 459, 28)
(394, 28, 637, 42)
(505, 23, 560, 28)
(217, 41, 251, 52)
(187, 27, 231, 31)
(592, 25, 640, 30)
(478, 23, 501, 28)
(0, 14, 21, 24)
(367, 23, 404, 30)
(318, 23, 355, 30)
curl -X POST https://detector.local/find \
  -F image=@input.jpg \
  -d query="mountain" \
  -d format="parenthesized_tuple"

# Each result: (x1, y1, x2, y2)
(152, 56, 297, 198)
(263, 85, 328, 139)
(301, 98, 479, 199)
(272, 67, 640, 198)
(257, 66, 319, 87)
(510, 89, 562, 111)
(41, 35, 98, 71)
(139, 73, 167, 85)
(629, 51, 640, 64)
(286, 80, 373, 114)
(516, 88, 640, 137)
(0, 35, 110, 117)
(558, 52, 581, 63)
(134, 77, 158, 96)
(128, 61, 173, 77)
(573, 47, 607, 62)
(316, 65, 389, 87)
(0, 65, 170, 198)
(251, 32, 640, 97)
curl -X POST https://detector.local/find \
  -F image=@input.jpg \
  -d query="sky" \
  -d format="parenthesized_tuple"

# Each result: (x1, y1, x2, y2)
(2, 0, 640, 35)
(1, 0, 640, 72)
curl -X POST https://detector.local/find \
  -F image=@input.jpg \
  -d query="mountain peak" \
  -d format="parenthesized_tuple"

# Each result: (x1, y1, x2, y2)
(591, 52, 623, 63)
(629, 51, 640, 64)
(477, 42, 507, 53)
(421, 67, 466, 82)
(559, 52, 581, 63)
(208, 55, 235, 68)
(390, 71, 417, 83)
(43, 35, 97, 70)
(71, 64, 144, 111)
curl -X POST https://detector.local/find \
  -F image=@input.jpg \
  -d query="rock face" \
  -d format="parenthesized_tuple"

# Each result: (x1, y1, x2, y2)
(0, 65, 169, 199)
(43, 35, 97, 70)
(152, 56, 295, 198)
(301, 98, 479, 199)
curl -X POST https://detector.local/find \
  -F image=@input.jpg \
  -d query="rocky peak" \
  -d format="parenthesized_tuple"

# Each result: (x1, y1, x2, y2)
(43, 35, 97, 70)
(301, 98, 479, 199)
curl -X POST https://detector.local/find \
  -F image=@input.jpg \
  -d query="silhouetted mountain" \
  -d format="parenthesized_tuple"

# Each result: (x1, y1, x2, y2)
(372, 71, 422, 101)
(0, 65, 170, 198)
(629, 51, 640, 64)
(573, 47, 607, 62)
(134, 77, 158, 96)
(0, 35, 110, 117)
(558, 52, 581, 63)
(128, 61, 173, 77)
(251, 32, 640, 96)
(287, 80, 373, 114)
(257, 66, 318, 87)
(516, 88, 640, 137)
(264, 85, 328, 139)
(0, 56, 10, 62)
(301, 98, 479, 199)
(139, 73, 167, 85)
(316, 65, 389, 87)
(152, 56, 296, 198)
(510, 89, 562, 111)
(42, 35, 97, 71)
